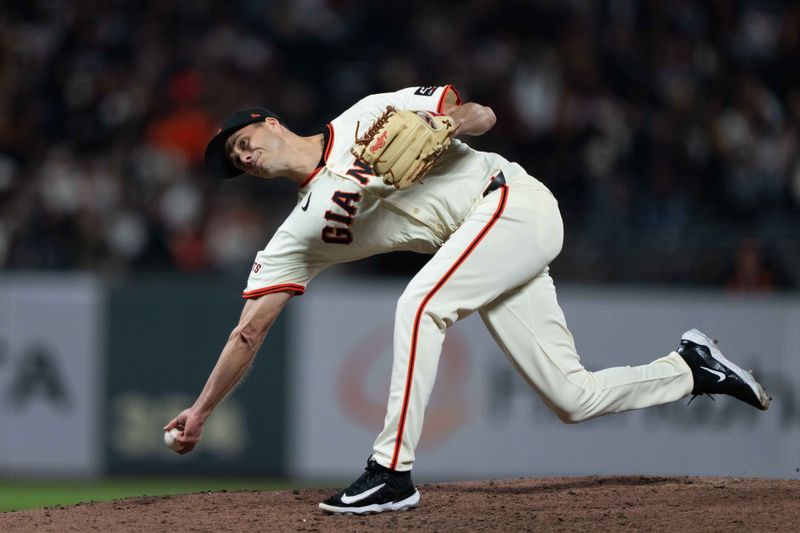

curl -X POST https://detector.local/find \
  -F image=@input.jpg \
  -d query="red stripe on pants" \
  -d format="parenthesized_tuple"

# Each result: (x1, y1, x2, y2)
(390, 185, 509, 469)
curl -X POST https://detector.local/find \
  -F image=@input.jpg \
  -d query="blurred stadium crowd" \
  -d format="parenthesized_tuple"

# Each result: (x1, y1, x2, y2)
(0, 0, 798, 290)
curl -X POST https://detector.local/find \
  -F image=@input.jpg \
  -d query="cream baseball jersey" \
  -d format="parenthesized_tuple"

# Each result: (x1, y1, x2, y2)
(244, 85, 517, 298)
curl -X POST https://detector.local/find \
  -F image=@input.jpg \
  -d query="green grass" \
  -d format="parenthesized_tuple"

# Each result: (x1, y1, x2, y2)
(0, 478, 302, 512)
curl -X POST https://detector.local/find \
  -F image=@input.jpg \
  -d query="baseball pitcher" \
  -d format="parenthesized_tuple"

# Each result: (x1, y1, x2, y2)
(165, 85, 769, 515)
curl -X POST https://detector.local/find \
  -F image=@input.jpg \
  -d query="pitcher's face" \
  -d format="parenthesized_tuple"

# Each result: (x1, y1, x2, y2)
(225, 119, 284, 178)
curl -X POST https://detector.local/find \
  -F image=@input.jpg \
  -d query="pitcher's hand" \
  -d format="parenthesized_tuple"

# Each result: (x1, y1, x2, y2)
(163, 408, 206, 455)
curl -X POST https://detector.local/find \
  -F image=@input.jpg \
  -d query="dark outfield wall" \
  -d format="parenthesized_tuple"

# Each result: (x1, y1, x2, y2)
(105, 278, 289, 476)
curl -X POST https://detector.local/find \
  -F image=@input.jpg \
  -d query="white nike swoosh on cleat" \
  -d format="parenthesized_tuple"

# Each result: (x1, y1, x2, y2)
(683, 329, 770, 410)
(340, 483, 386, 504)
(700, 366, 726, 382)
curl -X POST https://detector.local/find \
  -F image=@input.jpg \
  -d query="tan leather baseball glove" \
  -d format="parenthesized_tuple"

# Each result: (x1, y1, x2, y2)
(351, 106, 458, 190)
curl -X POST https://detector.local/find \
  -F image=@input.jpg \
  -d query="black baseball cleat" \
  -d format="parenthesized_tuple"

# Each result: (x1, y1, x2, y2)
(319, 458, 420, 515)
(678, 328, 770, 410)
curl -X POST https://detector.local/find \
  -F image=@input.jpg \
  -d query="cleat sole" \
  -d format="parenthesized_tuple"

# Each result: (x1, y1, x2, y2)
(319, 489, 420, 515)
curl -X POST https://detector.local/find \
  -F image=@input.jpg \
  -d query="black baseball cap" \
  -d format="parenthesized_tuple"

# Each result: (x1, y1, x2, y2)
(204, 107, 283, 178)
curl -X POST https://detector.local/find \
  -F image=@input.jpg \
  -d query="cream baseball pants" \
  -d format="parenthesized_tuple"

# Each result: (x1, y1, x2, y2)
(372, 171, 694, 471)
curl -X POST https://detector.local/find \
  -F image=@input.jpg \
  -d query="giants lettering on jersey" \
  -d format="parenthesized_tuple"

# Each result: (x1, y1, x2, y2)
(322, 191, 362, 244)
(346, 160, 373, 185)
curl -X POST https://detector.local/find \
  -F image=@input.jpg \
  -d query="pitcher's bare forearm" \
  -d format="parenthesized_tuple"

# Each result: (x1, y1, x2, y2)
(190, 331, 259, 420)
(190, 291, 293, 421)
(444, 102, 496, 136)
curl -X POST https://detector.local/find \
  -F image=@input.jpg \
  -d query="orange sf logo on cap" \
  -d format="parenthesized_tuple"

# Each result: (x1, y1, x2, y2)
(250, 113, 261, 118)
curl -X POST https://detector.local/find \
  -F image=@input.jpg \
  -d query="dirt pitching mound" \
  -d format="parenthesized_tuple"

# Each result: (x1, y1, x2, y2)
(2, 476, 799, 532)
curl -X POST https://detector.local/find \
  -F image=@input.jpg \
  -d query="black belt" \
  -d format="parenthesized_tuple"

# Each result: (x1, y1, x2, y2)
(483, 171, 506, 197)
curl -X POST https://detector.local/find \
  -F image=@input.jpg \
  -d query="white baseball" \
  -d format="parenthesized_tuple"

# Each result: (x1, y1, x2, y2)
(164, 428, 185, 451)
